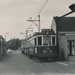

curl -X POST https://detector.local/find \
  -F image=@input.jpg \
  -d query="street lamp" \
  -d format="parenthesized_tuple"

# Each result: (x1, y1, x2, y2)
(26, 15, 40, 32)
(56, 3, 75, 60)
(5, 32, 9, 41)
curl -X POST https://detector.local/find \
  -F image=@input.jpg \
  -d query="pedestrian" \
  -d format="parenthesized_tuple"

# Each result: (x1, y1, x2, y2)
(61, 44, 64, 61)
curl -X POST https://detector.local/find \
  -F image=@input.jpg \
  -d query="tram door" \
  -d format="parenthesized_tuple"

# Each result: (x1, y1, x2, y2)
(67, 40, 75, 56)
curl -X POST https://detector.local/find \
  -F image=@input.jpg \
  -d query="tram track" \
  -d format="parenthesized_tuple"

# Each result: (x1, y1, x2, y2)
(41, 61, 75, 74)
(24, 54, 75, 74)
(41, 63, 62, 74)
(32, 59, 62, 74)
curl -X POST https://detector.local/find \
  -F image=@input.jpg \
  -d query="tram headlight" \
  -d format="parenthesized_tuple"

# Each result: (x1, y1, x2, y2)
(50, 50, 52, 53)
(35, 48, 37, 53)
(43, 50, 46, 53)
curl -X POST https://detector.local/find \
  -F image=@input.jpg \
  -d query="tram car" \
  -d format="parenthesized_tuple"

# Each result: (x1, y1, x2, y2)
(24, 29, 57, 61)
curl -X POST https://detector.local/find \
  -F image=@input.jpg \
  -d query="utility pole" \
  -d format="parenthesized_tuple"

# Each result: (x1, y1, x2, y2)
(26, 15, 40, 32)
(5, 32, 9, 41)
(38, 15, 40, 32)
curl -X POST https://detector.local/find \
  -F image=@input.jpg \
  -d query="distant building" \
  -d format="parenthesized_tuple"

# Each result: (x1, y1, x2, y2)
(51, 17, 75, 60)
(0, 35, 7, 56)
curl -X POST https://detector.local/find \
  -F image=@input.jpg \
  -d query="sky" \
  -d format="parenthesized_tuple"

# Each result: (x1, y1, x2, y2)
(0, 0, 75, 41)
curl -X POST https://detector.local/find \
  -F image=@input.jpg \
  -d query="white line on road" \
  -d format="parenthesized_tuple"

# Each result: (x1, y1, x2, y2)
(56, 62, 68, 66)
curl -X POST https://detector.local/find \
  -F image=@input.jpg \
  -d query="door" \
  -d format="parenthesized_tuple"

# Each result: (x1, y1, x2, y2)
(67, 40, 74, 56)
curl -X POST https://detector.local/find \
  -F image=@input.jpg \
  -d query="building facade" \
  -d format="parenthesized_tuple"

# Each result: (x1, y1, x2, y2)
(51, 17, 75, 60)
(0, 35, 7, 56)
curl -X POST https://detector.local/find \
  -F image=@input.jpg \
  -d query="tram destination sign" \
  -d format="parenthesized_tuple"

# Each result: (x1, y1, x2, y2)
(42, 29, 50, 32)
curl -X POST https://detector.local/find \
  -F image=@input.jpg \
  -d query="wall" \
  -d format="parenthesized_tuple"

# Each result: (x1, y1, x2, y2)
(51, 17, 75, 61)
(58, 34, 68, 60)
(58, 33, 75, 60)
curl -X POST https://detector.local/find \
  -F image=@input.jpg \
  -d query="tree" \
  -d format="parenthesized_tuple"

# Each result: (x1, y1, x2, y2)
(6, 38, 21, 50)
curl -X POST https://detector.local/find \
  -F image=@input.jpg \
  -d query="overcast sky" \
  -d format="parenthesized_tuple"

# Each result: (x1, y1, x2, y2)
(0, 0, 75, 41)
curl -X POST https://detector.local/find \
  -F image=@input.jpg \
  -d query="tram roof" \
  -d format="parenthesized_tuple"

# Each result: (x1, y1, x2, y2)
(33, 29, 55, 36)
(25, 29, 55, 41)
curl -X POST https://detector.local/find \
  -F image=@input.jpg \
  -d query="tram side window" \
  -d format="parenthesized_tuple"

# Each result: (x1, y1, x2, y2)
(38, 37, 42, 45)
(52, 37, 55, 45)
(34, 38, 36, 46)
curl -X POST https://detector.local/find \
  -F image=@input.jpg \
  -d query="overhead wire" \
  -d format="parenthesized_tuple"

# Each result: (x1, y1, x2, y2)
(28, 0, 46, 28)
(33, 0, 46, 17)
(35, 0, 48, 19)
(28, 0, 48, 28)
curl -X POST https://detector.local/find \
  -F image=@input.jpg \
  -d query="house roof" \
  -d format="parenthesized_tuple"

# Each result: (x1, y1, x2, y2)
(54, 17, 75, 31)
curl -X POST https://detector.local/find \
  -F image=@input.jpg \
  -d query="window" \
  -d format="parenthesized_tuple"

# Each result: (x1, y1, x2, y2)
(52, 37, 55, 45)
(43, 36, 51, 45)
(67, 40, 74, 46)
(38, 37, 42, 45)
(34, 38, 36, 46)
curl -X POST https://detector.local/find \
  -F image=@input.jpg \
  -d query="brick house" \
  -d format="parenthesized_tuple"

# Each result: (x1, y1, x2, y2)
(51, 17, 75, 60)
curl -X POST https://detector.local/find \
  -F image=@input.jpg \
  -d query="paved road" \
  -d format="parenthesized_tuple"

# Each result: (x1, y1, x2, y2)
(0, 51, 75, 75)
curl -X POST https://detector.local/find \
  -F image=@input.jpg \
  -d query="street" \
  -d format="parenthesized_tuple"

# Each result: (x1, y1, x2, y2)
(0, 51, 75, 75)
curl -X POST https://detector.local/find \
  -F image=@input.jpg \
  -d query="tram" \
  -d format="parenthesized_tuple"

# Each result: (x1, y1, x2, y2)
(22, 29, 57, 61)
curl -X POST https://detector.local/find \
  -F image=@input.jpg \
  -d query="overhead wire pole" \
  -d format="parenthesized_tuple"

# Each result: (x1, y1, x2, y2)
(27, 0, 48, 31)
(38, 15, 40, 32)
(28, 0, 48, 29)
(26, 15, 40, 32)
(5, 32, 9, 41)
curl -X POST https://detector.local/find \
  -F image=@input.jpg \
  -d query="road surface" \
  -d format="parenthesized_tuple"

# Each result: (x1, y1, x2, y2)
(0, 51, 75, 75)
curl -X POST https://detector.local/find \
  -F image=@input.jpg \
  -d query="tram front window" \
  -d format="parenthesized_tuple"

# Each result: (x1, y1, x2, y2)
(43, 36, 51, 45)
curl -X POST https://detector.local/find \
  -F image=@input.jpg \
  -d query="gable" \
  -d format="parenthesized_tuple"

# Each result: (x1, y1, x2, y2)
(51, 17, 56, 33)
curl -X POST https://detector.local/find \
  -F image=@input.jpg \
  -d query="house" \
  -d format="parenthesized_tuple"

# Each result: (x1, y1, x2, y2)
(51, 17, 75, 60)
(0, 35, 7, 56)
